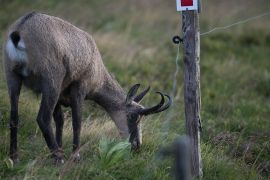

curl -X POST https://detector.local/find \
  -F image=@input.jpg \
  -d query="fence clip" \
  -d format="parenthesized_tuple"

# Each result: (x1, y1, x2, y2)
(172, 36, 183, 44)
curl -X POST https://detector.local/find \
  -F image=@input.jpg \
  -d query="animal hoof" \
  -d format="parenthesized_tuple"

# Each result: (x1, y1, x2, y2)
(53, 158, 65, 165)
(52, 149, 64, 165)
(12, 157, 20, 164)
(71, 153, 80, 163)
(10, 154, 19, 164)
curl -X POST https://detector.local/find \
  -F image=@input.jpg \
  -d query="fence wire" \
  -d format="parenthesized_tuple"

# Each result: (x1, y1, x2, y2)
(200, 10, 270, 36)
(161, 43, 181, 135)
(171, 43, 181, 98)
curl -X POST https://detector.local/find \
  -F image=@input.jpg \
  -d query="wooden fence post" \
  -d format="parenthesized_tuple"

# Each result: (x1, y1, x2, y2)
(182, 9, 202, 179)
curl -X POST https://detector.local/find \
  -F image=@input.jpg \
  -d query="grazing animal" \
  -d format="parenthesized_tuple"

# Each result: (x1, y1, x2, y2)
(3, 12, 171, 163)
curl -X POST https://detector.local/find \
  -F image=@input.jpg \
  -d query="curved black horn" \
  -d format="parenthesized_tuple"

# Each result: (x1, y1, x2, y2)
(126, 84, 140, 104)
(134, 86, 150, 103)
(139, 92, 165, 115)
(152, 94, 172, 113)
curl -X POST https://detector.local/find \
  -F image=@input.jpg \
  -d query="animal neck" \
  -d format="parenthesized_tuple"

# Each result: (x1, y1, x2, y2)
(93, 72, 129, 137)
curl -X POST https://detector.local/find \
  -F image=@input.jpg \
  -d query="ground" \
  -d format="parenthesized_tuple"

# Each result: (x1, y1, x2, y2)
(0, 0, 269, 179)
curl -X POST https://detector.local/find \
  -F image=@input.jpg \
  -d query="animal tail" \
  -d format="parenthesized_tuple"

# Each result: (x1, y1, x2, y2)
(10, 31, 21, 49)
(6, 31, 27, 63)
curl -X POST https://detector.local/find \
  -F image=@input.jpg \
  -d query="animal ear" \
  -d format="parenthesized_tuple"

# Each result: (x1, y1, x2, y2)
(126, 84, 140, 104)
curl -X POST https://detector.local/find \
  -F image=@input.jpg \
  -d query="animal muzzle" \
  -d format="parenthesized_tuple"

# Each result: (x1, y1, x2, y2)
(130, 127, 142, 150)
(131, 138, 141, 150)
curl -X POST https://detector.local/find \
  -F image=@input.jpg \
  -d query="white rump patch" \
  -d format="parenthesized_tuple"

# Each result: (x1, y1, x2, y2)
(6, 38, 28, 63)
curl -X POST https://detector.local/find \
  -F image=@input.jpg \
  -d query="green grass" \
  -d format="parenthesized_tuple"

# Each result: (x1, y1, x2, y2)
(0, 0, 270, 179)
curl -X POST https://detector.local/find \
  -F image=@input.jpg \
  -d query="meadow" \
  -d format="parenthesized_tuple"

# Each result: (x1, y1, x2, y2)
(0, 0, 269, 179)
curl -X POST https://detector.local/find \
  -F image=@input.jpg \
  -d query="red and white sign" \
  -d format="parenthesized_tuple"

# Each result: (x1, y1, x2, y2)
(176, 0, 198, 11)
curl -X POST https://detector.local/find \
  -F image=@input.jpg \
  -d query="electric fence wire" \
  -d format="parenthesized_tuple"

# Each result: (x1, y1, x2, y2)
(200, 10, 270, 36)
(160, 43, 181, 134)
(171, 43, 181, 98)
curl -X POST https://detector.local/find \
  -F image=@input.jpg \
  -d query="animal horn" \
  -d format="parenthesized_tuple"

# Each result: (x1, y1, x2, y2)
(139, 92, 172, 115)
(134, 86, 150, 103)
(139, 92, 165, 115)
(126, 84, 140, 104)
(151, 94, 172, 113)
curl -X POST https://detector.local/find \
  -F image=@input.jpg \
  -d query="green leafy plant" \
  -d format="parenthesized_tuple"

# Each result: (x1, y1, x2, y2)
(98, 137, 131, 169)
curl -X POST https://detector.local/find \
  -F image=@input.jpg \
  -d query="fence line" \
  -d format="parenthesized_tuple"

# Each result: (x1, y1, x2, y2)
(170, 10, 270, 99)
(200, 10, 270, 36)
(166, 9, 270, 135)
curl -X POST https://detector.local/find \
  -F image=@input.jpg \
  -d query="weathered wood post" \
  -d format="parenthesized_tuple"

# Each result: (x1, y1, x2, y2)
(182, 9, 202, 180)
(176, 0, 202, 178)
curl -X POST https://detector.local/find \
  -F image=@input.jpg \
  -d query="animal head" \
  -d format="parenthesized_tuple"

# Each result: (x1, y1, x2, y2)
(125, 84, 171, 150)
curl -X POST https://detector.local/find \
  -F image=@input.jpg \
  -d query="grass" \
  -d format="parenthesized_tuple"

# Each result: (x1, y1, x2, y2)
(0, 0, 270, 179)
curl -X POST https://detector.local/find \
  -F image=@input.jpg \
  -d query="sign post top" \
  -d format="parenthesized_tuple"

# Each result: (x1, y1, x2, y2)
(176, 0, 198, 11)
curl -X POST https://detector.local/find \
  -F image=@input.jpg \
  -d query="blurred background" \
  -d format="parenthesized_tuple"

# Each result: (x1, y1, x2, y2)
(0, 0, 269, 179)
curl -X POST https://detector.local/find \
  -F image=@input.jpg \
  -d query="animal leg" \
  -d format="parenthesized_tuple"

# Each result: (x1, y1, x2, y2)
(70, 85, 85, 162)
(36, 78, 64, 164)
(7, 71, 22, 163)
(53, 103, 64, 148)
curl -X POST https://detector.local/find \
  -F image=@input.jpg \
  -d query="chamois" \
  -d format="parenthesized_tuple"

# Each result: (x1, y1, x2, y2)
(3, 12, 171, 163)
